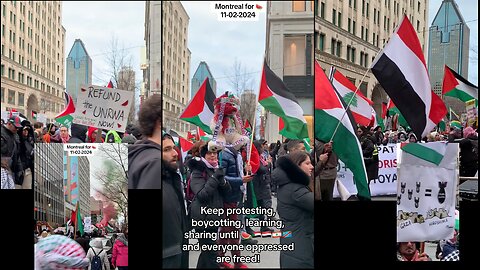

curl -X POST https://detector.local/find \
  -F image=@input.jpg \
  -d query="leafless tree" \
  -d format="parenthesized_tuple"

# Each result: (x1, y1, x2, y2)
(103, 35, 139, 125)
(92, 144, 128, 226)
(226, 59, 259, 128)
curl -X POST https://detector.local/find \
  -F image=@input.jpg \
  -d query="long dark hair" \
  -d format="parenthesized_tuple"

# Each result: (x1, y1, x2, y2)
(288, 151, 310, 167)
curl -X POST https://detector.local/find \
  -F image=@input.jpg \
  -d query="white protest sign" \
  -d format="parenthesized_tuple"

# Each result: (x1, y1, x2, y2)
(84, 216, 92, 233)
(72, 84, 133, 132)
(36, 114, 47, 125)
(1, 111, 9, 122)
(397, 142, 458, 242)
(334, 143, 398, 198)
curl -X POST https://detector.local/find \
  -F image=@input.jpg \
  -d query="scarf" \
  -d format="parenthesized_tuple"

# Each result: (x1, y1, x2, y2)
(61, 135, 70, 143)
(201, 157, 219, 169)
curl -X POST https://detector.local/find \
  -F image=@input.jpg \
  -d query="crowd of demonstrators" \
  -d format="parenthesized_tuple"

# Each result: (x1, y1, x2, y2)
(156, 126, 315, 269)
(1, 116, 28, 189)
(128, 94, 162, 189)
(34, 228, 128, 270)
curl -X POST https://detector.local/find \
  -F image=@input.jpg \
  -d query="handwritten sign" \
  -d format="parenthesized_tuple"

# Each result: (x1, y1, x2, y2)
(72, 84, 133, 132)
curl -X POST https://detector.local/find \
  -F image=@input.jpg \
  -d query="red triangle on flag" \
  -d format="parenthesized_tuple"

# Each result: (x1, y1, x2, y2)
(107, 80, 114, 88)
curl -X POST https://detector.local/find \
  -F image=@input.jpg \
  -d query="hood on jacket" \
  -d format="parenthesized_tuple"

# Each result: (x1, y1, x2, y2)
(106, 130, 122, 143)
(129, 139, 162, 162)
(70, 123, 88, 142)
(116, 234, 128, 247)
(186, 156, 208, 172)
(89, 238, 103, 249)
(274, 156, 310, 187)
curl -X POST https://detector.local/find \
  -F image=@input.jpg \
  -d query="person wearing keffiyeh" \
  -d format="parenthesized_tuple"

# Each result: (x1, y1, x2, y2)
(35, 235, 90, 269)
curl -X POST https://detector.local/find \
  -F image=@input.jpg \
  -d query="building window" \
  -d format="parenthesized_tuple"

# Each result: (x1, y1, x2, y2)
(384, 16, 386, 30)
(373, 33, 376, 46)
(284, 35, 306, 75)
(347, 46, 351, 61)
(373, 8, 376, 23)
(351, 47, 356, 63)
(349, 0, 352, 7)
(353, 20, 356, 35)
(354, 0, 357, 9)
(336, 41, 341, 57)
(417, 1, 420, 12)
(0, 64, 3, 76)
(320, 2, 325, 18)
(366, 2, 369, 17)
(360, 52, 364, 67)
(348, 18, 351, 32)
(18, 93, 24, 106)
(365, 28, 368, 42)
(292, 1, 306, 12)
(331, 38, 336, 55)
(364, 53, 369, 67)
(8, 89, 15, 105)
(417, 20, 420, 32)
(0, 87, 4, 103)
(338, 12, 342, 27)
(362, 0, 365, 15)
(314, 0, 318, 16)
(332, 9, 336, 25)
(319, 33, 325, 51)
(361, 26, 364, 39)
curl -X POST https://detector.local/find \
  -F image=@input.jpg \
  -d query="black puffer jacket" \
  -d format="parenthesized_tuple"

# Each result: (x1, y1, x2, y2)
(187, 157, 231, 224)
(162, 162, 189, 259)
(273, 156, 314, 269)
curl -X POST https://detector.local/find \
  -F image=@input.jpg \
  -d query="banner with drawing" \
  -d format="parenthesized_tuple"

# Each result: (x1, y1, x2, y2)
(72, 84, 133, 132)
(334, 143, 398, 198)
(396, 142, 458, 242)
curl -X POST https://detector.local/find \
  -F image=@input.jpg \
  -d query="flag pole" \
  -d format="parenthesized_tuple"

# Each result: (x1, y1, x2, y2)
(247, 58, 265, 170)
(328, 65, 371, 142)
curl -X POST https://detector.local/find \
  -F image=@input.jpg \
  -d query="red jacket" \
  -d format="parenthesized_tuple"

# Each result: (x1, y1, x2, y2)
(112, 237, 128, 267)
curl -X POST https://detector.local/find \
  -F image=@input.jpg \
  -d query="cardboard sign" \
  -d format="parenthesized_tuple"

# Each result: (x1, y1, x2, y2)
(334, 143, 398, 198)
(397, 142, 458, 242)
(466, 99, 477, 127)
(72, 84, 133, 132)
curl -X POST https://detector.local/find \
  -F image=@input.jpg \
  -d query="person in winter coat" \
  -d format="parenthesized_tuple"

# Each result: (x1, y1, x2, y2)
(162, 132, 189, 269)
(273, 151, 314, 268)
(128, 94, 162, 189)
(51, 125, 70, 143)
(68, 124, 88, 143)
(106, 130, 122, 143)
(187, 142, 231, 268)
(246, 140, 274, 232)
(459, 126, 478, 179)
(112, 229, 128, 270)
(1, 159, 15, 189)
(86, 238, 110, 270)
(315, 140, 338, 201)
(357, 126, 378, 199)
(18, 123, 34, 189)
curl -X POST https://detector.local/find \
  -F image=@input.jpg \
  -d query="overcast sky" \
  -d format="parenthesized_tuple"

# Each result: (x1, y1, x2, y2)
(182, 1, 267, 97)
(62, 1, 144, 110)
(429, 0, 478, 84)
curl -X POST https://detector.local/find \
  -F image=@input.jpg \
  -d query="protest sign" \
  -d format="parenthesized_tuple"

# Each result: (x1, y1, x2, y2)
(72, 84, 133, 132)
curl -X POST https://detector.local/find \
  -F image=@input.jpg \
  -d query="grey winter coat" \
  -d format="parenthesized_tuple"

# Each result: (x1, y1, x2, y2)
(272, 156, 314, 268)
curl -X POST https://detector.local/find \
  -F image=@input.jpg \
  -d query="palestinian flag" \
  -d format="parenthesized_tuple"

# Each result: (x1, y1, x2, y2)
(32, 110, 38, 120)
(330, 67, 374, 126)
(179, 78, 215, 134)
(443, 65, 478, 104)
(371, 15, 447, 139)
(370, 108, 385, 131)
(259, 61, 309, 140)
(400, 142, 447, 166)
(55, 91, 76, 128)
(74, 202, 84, 236)
(450, 120, 462, 129)
(314, 61, 370, 199)
(382, 102, 388, 119)
(196, 126, 209, 141)
(179, 136, 194, 162)
(187, 131, 196, 142)
(106, 80, 114, 88)
(244, 119, 252, 137)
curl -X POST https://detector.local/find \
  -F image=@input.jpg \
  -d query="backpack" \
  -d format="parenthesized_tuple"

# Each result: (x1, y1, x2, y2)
(90, 248, 103, 270)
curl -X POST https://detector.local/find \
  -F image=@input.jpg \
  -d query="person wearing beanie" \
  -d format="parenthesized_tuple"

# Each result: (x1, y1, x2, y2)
(187, 141, 231, 268)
